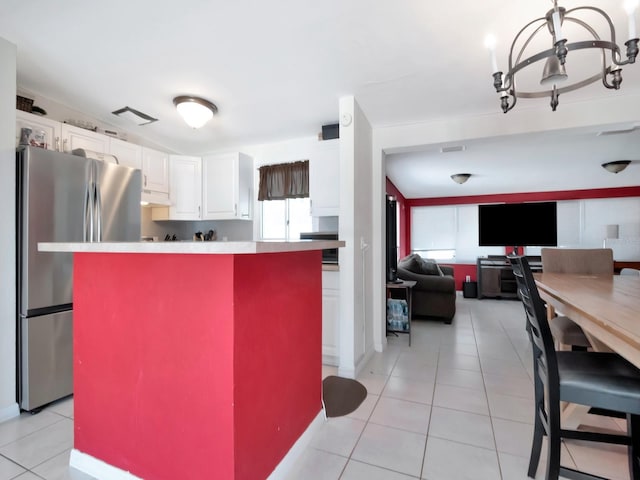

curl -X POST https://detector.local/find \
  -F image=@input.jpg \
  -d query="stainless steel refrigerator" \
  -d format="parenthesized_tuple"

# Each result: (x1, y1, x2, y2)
(16, 146, 141, 412)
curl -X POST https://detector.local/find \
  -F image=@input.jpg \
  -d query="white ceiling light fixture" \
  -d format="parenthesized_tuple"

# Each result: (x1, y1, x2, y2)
(602, 160, 631, 173)
(173, 96, 218, 129)
(451, 173, 472, 184)
(485, 0, 639, 113)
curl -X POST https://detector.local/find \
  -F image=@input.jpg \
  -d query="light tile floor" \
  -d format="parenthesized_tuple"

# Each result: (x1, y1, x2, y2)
(0, 295, 631, 480)
(289, 295, 631, 480)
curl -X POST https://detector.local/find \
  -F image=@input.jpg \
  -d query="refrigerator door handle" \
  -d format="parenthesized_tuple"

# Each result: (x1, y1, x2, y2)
(95, 181, 102, 242)
(83, 181, 94, 242)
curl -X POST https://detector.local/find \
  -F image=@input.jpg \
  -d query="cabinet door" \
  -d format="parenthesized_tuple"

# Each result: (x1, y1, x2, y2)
(236, 153, 253, 220)
(61, 124, 108, 154)
(168, 155, 202, 220)
(322, 271, 340, 365)
(202, 153, 239, 219)
(16, 110, 62, 151)
(310, 140, 340, 216)
(109, 138, 142, 170)
(141, 147, 169, 193)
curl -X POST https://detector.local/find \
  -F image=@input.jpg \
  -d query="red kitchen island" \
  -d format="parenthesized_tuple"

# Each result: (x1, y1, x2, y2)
(39, 240, 343, 480)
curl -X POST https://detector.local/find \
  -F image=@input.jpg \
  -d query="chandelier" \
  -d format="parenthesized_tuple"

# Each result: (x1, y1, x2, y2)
(486, 0, 639, 113)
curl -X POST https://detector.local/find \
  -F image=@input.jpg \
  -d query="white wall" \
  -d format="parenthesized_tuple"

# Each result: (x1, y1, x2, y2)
(0, 36, 18, 422)
(338, 96, 374, 378)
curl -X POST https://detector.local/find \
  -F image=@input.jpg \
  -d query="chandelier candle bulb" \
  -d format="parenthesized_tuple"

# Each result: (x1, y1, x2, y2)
(484, 34, 498, 73)
(625, 0, 638, 39)
(552, 10, 564, 41)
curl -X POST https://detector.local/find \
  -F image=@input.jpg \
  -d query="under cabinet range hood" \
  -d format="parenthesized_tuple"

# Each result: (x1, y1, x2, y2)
(141, 190, 171, 207)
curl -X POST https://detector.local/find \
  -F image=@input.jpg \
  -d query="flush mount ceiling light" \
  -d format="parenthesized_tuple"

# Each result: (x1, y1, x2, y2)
(451, 173, 472, 184)
(485, 0, 639, 113)
(173, 96, 218, 129)
(602, 160, 631, 173)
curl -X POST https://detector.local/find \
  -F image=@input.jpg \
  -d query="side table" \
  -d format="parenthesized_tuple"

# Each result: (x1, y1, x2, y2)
(386, 280, 417, 346)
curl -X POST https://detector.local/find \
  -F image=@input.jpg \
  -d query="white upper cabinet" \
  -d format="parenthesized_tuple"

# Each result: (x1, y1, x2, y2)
(16, 110, 62, 151)
(108, 138, 142, 170)
(167, 155, 202, 220)
(141, 147, 169, 194)
(309, 140, 339, 216)
(61, 123, 108, 154)
(202, 152, 253, 220)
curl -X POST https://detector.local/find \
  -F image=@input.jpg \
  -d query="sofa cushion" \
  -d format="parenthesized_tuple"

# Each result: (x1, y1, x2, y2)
(421, 259, 443, 276)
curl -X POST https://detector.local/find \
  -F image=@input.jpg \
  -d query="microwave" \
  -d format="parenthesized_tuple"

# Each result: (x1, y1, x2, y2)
(299, 232, 339, 264)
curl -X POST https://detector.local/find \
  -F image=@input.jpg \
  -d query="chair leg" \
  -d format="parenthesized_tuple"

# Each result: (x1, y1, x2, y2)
(528, 410, 544, 478)
(629, 414, 640, 480)
(545, 432, 561, 480)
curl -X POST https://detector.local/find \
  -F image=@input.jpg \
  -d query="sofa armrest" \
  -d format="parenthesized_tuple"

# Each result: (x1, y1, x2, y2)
(440, 265, 454, 276)
(397, 268, 455, 294)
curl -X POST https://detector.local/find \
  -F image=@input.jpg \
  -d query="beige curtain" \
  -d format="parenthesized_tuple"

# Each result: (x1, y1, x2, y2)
(258, 160, 309, 201)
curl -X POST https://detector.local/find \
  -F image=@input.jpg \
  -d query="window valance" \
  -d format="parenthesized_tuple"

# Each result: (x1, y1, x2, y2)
(258, 160, 309, 201)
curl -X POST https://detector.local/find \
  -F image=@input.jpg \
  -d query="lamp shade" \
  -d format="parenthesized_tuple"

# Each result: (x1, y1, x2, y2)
(606, 224, 619, 239)
(173, 96, 218, 129)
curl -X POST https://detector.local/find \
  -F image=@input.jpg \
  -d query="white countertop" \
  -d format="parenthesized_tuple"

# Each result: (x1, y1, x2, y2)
(38, 240, 345, 255)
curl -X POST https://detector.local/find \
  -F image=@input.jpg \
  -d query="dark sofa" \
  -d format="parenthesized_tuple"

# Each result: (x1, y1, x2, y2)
(396, 254, 456, 324)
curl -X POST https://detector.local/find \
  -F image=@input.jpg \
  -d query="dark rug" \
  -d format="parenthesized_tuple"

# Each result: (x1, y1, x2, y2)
(322, 375, 367, 418)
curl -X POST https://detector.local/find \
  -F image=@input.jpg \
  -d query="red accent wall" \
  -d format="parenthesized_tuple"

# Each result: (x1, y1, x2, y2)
(403, 187, 640, 290)
(73, 251, 322, 480)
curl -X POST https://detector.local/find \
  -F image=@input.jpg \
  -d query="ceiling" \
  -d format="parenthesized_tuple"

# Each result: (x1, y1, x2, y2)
(1, 0, 639, 198)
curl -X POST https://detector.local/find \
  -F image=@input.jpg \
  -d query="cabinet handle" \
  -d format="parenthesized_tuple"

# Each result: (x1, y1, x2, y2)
(144, 174, 147, 187)
(63, 138, 68, 153)
(198, 205, 201, 217)
(54, 137, 60, 152)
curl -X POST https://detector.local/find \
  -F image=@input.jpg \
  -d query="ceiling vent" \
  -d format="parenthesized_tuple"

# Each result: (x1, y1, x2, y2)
(440, 145, 466, 153)
(112, 106, 158, 126)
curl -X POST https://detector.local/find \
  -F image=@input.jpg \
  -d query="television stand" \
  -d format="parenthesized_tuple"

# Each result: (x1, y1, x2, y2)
(477, 255, 541, 299)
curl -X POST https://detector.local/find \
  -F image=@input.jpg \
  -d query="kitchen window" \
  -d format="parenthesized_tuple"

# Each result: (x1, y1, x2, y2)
(261, 198, 312, 240)
(258, 160, 311, 240)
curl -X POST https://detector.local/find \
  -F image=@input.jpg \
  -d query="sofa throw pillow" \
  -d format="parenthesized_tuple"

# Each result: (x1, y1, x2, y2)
(420, 258, 444, 276)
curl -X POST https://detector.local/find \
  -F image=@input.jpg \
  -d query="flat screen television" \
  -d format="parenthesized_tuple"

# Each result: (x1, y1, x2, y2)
(478, 202, 557, 251)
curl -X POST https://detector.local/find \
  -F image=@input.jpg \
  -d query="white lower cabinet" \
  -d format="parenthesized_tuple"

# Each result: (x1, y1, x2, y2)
(322, 270, 340, 366)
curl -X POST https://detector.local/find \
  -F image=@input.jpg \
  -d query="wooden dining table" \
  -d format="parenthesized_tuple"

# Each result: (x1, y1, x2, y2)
(535, 272, 640, 368)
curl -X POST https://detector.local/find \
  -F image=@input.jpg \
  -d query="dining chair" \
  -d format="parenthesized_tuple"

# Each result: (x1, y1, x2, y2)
(509, 255, 640, 480)
(541, 248, 614, 351)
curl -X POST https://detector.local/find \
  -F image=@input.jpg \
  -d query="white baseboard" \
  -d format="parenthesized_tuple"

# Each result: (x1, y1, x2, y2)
(70, 450, 143, 480)
(0, 403, 20, 423)
(267, 411, 325, 480)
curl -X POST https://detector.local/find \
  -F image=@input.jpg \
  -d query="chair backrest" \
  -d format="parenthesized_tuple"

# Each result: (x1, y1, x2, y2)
(621, 268, 640, 276)
(509, 256, 560, 404)
(541, 248, 613, 274)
